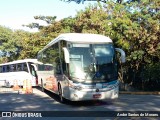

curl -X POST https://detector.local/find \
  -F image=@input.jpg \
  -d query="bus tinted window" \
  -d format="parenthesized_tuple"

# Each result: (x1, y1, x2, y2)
(6, 65, 10, 72)
(2, 66, 5, 72)
(42, 42, 61, 74)
(17, 63, 22, 71)
(29, 63, 37, 77)
(10, 64, 16, 72)
(0, 66, 1, 73)
(2, 65, 10, 72)
(17, 63, 28, 72)
(22, 63, 28, 72)
(38, 64, 53, 71)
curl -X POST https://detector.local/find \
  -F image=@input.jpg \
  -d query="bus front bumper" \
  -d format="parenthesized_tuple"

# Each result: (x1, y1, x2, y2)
(69, 87, 119, 101)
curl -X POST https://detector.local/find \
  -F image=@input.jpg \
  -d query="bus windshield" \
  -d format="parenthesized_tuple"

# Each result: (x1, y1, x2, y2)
(68, 43, 118, 83)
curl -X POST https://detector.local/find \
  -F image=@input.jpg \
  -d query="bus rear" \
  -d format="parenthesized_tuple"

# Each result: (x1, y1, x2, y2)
(0, 59, 39, 87)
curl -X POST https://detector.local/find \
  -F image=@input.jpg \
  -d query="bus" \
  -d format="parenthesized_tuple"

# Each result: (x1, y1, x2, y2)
(37, 33, 125, 102)
(0, 59, 38, 87)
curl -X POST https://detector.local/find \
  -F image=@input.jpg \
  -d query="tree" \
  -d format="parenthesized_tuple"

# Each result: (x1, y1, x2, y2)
(61, 0, 141, 4)
(2, 0, 159, 91)
(59, 0, 160, 90)
(14, 30, 44, 59)
(23, 15, 57, 29)
(104, 0, 160, 90)
(0, 28, 44, 62)
(0, 26, 18, 62)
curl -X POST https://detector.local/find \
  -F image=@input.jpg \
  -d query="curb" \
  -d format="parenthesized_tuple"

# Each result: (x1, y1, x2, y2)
(119, 91, 160, 95)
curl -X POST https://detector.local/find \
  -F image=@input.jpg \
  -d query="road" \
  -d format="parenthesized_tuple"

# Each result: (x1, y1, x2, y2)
(0, 87, 160, 120)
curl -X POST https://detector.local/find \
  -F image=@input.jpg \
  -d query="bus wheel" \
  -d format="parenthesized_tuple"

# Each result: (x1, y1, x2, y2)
(58, 85, 64, 103)
(41, 79, 44, 92)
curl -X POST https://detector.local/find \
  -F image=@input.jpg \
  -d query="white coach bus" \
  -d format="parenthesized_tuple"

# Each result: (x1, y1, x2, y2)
(0, 59, 38, 87)
(37, 33, 125, 102)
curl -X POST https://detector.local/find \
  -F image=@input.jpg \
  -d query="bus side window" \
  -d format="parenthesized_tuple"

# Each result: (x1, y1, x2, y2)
(55, 57, 61, 74)
(3, 66, 6, 72)
(17, 64, 22, 71)
(6, 65, 10, 72)
(0, 66, 2, 73)
(43, 42, 62, 75)
(13, 64, 16, 71)
(23, 63, 28, 72)
(38, 64, 44, 71)
(10, 64, 16, 72)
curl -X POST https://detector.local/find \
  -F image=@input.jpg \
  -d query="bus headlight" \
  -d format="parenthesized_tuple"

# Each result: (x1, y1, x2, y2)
(69, 83, 82, 91)
(74, 86, 82, 91)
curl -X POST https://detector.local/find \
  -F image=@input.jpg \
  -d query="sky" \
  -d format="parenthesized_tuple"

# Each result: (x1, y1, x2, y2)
(0, 0, 95, 32)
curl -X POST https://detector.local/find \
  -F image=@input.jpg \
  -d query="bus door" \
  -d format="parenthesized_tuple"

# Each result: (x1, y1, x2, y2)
(29, 63, 38, 86)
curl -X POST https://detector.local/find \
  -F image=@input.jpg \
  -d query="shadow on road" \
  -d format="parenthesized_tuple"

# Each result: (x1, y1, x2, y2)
(35, 87, 113, 107)
(1, 86, 160, 112)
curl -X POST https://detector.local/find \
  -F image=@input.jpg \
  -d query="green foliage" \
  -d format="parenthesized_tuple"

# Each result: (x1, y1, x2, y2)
(0, 0, 159, 91)
(128, 50, 144, 61)
(142, 63, 160, 91)
(23, 15, 56, 29)
(13, 30, 44, 59)
(143, 63, 160, 82)
(0, 26, 12, 43)
(61, 0, 137, 4)
(0, 26, 18, 61)
(34, 15, 56, 24)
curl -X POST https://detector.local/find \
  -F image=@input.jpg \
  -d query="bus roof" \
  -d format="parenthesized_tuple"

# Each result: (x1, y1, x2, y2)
(40, 33, 113, 53)
(0, 59, 39, 66)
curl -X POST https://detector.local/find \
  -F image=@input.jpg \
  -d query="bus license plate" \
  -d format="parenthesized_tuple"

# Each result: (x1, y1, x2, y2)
(93, 94, 101, 98)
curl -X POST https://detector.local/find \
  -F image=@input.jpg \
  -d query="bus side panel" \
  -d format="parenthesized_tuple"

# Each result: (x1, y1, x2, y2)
(60, 76, 71, 100)
(0, 71, 33, 87)
(37, 70, 59, 94)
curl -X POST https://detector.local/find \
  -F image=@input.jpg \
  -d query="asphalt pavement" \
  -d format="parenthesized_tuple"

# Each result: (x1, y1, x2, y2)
(0, 87, 160, 120)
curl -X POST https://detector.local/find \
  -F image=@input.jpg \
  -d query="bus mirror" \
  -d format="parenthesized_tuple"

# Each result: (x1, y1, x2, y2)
(115, 48, 126, 63)
(63, 47, 70, 63)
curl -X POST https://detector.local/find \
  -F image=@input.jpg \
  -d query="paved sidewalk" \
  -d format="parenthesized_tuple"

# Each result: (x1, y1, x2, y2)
(0, 87, 19, 93)
(120, 91, 160, 95)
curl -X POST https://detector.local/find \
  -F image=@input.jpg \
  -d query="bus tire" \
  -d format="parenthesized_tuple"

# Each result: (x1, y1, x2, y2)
(58, 84, 65, 103)
(41, 79, 44, 92)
